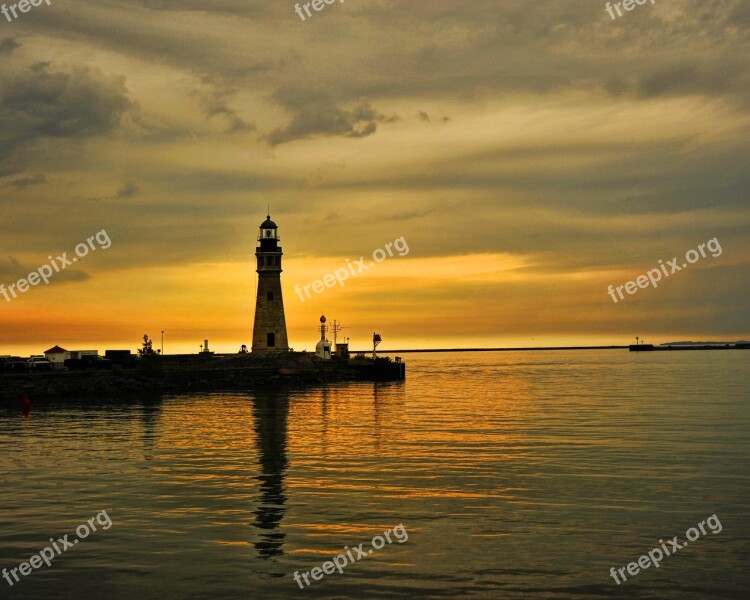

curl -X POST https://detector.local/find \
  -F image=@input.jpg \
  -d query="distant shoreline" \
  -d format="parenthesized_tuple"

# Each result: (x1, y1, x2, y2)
(364, 343, 749, 354)
(355, 346, 629, 353)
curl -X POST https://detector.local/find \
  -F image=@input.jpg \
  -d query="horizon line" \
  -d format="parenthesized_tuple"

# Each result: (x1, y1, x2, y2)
(355, 346, 629, 353)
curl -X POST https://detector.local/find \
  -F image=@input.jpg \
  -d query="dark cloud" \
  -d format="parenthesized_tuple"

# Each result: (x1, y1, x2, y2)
(267, 96, 394, 145)
(198, 82, 256, 134)
(0, 63, 134, 164)
(0, 256, 90, 285)
(0, 38, 20, 55)
(385, 208, 434, 221)
(26, 1, 280, 80)
(14, 0, 749, 109)
(0, 257, 26, 279)
(5, 174, 47, 190)
(79, 181, 140, 203)
(625, 60, 749, 101)
(115, 181, 139, 199)
(152, 170, 287, 193)
(134, 0, 275, 16)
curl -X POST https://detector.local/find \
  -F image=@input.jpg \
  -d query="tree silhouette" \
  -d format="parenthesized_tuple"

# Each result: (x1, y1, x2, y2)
(138, 334, 156, 356)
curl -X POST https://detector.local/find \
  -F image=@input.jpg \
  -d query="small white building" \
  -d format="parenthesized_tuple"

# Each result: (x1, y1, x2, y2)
(43, 345, 68, 369)
(44, 346, 98, 369)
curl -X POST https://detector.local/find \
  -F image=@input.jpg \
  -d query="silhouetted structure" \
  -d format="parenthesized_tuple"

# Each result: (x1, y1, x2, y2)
(252, 214, 289, 353)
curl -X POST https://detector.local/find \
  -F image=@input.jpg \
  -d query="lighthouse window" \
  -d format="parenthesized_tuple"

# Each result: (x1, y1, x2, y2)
(267, 333, 275, 347)
(267, 291, 274, 301)
(275, 256, 280, 266)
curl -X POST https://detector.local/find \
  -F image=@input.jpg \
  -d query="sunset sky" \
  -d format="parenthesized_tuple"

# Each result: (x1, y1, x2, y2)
(1, 0, 748, 354)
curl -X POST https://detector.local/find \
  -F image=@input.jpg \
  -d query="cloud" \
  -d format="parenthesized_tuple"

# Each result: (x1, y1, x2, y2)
(115, 181, 139, 199)
(0, 63, 134, 163)
(267, 95, 394, 145)
(385, 208, 434, 221)
(0, 38, 20, 55)
(198, 81, 256, 134)
(0, 256, 91, 285)
(5, 174, 47, 190)
(78, 180, 140, 202)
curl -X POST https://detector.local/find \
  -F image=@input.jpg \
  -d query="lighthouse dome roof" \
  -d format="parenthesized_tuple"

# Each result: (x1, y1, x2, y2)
(260, 215, 277, 229)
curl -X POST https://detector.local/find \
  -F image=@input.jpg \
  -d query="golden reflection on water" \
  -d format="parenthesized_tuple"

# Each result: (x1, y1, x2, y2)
(135, 363, 551, 566)
(3, 351, 748, 598)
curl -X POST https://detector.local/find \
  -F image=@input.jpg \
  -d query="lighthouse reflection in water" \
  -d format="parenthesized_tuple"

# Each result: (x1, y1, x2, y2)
(251, 388, 289, 559)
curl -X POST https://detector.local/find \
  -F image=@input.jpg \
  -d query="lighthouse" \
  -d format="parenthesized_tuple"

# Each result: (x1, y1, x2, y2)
(251, 214, 289, 353)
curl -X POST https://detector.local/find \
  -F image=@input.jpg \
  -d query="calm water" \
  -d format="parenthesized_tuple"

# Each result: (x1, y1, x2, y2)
(1, 350, 749, 599)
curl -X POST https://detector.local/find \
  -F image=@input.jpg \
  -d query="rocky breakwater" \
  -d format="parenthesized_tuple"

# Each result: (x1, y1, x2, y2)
(0, 352, 363, 403)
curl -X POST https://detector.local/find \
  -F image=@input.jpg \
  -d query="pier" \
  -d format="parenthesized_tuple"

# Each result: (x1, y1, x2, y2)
(629, 343, 750, 352)
(0, 352, 405, 403)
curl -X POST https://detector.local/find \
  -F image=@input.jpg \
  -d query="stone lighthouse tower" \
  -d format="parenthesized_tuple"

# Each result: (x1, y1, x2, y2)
(251, 214, 289, 353)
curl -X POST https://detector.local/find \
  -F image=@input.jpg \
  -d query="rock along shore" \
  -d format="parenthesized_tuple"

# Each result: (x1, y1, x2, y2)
(0, 352, 405, 403)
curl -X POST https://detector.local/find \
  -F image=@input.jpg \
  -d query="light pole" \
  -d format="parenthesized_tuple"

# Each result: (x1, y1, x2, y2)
(161, 331, 164, 355)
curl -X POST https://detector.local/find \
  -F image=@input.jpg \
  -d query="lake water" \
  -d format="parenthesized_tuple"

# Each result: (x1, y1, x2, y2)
(1, 350, 749, 599)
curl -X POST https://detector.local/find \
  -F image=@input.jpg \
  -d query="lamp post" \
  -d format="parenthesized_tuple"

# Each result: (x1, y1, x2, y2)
(161, 331, 165, 355)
